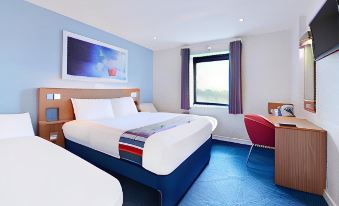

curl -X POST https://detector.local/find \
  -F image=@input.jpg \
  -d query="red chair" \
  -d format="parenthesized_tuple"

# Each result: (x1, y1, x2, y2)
(244, 114, 275, 165)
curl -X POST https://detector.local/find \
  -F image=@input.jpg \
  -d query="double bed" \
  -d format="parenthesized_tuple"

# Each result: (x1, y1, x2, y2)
(63, 112, 217, 175)
(38, 88, 217, 206)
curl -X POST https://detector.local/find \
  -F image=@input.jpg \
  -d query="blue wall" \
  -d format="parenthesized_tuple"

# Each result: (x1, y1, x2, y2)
(0, 0, 153, 130)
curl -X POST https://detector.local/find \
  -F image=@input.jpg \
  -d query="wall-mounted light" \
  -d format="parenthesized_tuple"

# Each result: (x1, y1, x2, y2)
(299, 31, 313, 48)
(301, 39, 313, 47)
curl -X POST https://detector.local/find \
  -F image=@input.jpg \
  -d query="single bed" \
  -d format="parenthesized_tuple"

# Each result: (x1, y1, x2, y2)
(38, 88, 217, 206)
(0, 113, 123, 206)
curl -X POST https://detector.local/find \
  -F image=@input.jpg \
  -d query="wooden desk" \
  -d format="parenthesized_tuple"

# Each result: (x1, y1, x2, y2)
(266, 116, 327, 195)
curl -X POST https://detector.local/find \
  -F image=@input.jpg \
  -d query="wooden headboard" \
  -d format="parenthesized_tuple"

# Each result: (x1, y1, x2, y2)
(38, 88, 140, 122)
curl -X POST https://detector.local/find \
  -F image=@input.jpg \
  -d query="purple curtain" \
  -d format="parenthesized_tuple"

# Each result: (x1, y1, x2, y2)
(229, 41, 243, 114)
(181, 48, 190, 110)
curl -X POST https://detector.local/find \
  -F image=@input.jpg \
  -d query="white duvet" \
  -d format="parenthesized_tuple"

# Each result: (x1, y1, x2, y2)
(63, 112, 217, 175)
(0, 136, 123, 206)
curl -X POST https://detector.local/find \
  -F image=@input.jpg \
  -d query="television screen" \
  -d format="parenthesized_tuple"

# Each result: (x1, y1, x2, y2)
(309, 0, 339, 61)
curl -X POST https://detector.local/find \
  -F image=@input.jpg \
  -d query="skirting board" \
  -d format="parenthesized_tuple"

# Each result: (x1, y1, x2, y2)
(212, 135, 252, 145)
(324, 190, 338, 206)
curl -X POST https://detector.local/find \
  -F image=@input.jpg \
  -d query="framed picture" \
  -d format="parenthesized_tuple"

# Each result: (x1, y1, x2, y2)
(62, 31, 128, 83)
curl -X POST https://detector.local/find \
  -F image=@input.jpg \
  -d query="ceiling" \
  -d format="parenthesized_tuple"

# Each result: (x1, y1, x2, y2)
(26, 0, 312, 50)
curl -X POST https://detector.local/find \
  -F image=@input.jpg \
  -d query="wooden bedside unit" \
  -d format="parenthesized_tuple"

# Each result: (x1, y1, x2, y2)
(38, 120, 70, 147)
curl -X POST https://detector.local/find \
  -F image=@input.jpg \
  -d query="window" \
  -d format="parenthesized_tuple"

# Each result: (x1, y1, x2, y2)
(193, 54, 229, 106)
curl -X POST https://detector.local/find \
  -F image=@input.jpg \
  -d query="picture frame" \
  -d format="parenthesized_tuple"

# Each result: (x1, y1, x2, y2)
(62, 31, 128, 83)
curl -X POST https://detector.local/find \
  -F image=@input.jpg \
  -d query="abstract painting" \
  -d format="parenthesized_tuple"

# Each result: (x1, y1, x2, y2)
(62, 31, 128, 83)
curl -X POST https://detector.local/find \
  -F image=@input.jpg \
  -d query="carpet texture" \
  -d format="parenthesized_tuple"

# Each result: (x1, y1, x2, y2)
(113, 140, 328, 206)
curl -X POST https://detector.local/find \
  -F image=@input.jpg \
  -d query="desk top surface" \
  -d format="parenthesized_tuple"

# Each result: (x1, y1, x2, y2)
(266, 116, 326, 132)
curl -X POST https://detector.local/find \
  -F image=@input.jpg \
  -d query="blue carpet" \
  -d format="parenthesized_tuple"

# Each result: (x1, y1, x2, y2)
(113, 140, 327, 206)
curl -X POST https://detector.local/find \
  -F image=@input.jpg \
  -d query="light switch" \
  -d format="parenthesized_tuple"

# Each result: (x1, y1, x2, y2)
(54, 94, 61, 100)
(131, 92, 138, 98)
(46, 93, 54, 100)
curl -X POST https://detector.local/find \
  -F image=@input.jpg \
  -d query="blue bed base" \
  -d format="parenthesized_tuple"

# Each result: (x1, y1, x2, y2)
(65, 137, 212, 206)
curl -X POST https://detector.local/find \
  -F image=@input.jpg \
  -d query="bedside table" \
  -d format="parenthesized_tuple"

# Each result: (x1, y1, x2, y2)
(38, 120, 71, 147)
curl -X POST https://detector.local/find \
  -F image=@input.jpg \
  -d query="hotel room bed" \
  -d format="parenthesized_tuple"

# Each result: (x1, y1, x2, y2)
(63, 112, 216, 206)
(37, 88, 217, 206)
(0, 112, 123, 206)
(0, 136, 123, 206)
(63, 112, 217, 175)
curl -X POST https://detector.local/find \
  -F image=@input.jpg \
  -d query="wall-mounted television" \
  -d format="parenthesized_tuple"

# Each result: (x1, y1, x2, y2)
(309, 0, 339, 61)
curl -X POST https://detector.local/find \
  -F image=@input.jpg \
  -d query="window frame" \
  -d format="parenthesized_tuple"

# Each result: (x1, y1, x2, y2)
(193, 53, 230, 106)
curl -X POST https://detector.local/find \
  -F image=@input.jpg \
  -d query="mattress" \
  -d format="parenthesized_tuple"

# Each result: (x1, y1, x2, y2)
(63, 112, 217, 175)
(0, 136, 123, 206)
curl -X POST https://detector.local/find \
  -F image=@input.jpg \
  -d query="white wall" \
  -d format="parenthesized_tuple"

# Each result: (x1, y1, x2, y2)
(313, 53, 339, 206)
(290, 0, 339, 204)
(153, 47, 182, 113)
(242, 30, 293, 114)
(153, 30, 293, 141)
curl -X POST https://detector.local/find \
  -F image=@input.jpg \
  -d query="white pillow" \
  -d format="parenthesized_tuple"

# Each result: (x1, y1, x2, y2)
(139, 103, 158, 113)
(71, 98, 115, 120)
(0, 113, 34, 139)
(111, 97, 138, 117)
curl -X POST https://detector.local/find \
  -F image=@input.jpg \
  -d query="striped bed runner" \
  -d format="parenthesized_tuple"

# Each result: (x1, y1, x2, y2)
(119, 115, 197, 166)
